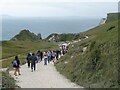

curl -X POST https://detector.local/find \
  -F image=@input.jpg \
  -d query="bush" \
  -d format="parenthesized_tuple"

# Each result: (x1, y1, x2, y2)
(90, 41, 96, 51)
(1, 71, 17, 89)
(91, 49, 101, 70)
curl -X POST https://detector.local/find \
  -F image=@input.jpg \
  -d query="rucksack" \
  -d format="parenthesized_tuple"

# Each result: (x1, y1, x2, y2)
(26, 53, 31, 60)
(12, 60, 18, 66)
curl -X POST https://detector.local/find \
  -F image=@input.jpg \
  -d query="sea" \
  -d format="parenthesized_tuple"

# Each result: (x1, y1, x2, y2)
(1, 17, 101, 40)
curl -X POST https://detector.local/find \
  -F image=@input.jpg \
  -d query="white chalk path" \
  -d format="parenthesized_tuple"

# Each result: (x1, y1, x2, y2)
(10, 61, 83, 88)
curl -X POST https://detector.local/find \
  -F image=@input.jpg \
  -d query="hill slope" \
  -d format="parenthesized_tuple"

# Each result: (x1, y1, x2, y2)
(11, 30, 41, 41)
(106, 13, 120, 23)
(46, 33, 86, 42)
(56, 13, 119, 88)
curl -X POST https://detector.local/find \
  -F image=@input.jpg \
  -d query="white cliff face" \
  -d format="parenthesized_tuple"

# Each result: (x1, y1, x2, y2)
(99, 18, 107, 25)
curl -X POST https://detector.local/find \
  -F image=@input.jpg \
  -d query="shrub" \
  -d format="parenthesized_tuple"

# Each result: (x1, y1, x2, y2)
(90, 41, 96, 51)
(1, 71, 17, 89)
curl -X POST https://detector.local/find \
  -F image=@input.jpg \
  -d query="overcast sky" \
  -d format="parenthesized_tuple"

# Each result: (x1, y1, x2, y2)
(0, 0, 119, 18)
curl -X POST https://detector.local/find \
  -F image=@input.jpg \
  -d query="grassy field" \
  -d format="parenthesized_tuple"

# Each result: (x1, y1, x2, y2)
(55, 17, 118, 88)
(1, 40, 58, 68)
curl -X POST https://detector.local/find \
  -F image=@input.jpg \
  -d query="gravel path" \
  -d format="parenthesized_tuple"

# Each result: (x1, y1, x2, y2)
(10, 61, 83, 88)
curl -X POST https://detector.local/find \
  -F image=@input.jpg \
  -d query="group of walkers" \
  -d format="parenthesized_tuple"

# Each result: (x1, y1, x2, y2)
(26, 49, 61, 71)
(12, 44, 69, 76)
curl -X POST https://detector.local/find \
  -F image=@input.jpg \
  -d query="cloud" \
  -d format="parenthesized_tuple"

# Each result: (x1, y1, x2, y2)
(1, 0, 119, 17)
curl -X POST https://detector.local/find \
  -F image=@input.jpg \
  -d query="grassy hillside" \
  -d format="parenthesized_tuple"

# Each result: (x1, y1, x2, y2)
(56, 15, 119, 88)
(1, 40, 58, 68)
(46, 33, 86, 41)
(11, 29, 41, 41)
(106, 13, 120, 23)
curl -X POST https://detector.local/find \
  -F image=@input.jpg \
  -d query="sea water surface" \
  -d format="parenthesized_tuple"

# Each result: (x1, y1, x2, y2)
(2, 17, 101, 40)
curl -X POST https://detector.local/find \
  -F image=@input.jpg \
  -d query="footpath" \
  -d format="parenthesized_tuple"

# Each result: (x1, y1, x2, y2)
(9, 38, 89, 88)
(9, 61, 83, 88)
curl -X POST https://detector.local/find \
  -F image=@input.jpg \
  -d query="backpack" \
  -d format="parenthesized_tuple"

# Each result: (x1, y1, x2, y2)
(12, 60, 18, 66)
(26, 53, 31, 60)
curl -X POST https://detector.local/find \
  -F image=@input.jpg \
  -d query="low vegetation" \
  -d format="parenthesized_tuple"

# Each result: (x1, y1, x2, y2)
(1, 13, 119, 89)
(11, 29, 42, 41)
(55, 13, 119, 88)
(1, 40, 58, 68)
(106, 13, 120, 23)
(1, 71, 17, 89)
(45, 33, 86, 42)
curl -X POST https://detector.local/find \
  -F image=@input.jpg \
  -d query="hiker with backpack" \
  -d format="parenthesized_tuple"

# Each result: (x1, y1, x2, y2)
(26, 53, 32, 68)
(31, 53, 37, 72)
(12, 55, 21, 76)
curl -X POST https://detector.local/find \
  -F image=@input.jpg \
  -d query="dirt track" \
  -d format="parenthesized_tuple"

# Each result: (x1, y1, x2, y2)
(10, 61, 83, 88)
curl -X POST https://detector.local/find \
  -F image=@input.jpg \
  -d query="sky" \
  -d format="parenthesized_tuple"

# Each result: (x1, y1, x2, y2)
(0, 0, 119, 18)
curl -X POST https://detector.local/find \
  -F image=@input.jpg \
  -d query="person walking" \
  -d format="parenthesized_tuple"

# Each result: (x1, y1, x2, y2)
(40, 51, 43, 61)
(12, 56, 21, 76)
(55, 49, 59, 60)
(47, 50, 52, 63)
(52, 51, 56, 60)
(43, 51, 48, 65)
(52, 50, 56, 63)
(26, 53, 31, 68)
(31, 53, 37, 72)
(36, 50, 41, 63)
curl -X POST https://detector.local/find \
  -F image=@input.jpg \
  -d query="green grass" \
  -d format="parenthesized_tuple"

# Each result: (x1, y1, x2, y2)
(1, 13, 119, 88)
(106, 13, 120, 23)
(1, 71, 17, 89)
(46, 33, 86, 41)
(2, 40, 57, 59)
(55, 18, 119, 88)
(11, 29, 41, 41)
(1, 40, 58, 68)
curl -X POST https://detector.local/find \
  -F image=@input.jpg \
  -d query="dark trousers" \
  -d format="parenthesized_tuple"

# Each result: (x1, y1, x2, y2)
(31, 63, 36, 71)
(41, 56, 43, 61)
(56, 55, 59, 60)
(27, 60, 30, 68)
